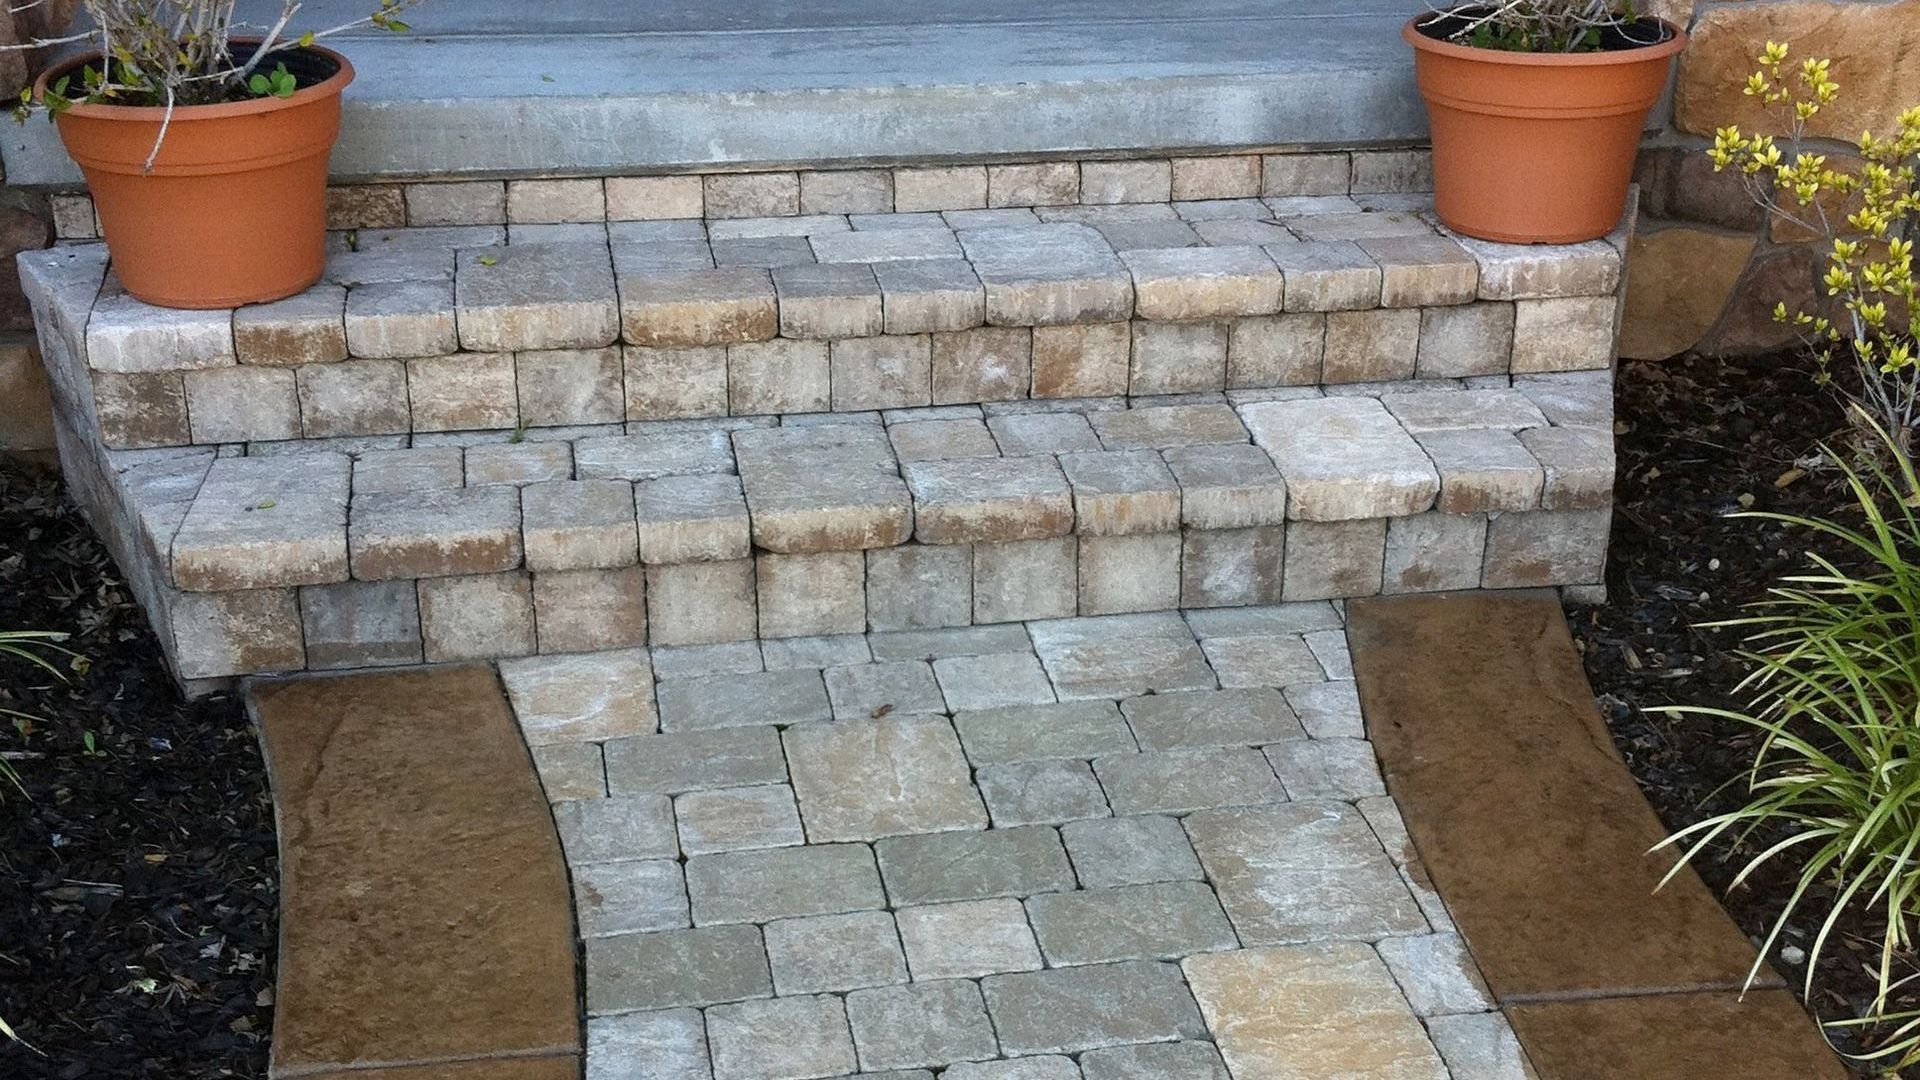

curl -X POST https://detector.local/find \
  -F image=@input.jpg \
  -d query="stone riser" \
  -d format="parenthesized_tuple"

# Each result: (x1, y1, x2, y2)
(46, 149, 1437, 241)
(151, 512, 1605, 683)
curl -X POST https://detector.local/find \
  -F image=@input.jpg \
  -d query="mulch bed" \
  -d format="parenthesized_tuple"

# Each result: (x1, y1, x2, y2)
(1571, 352, 1914, 1074)
(0, 462, 276, 1080)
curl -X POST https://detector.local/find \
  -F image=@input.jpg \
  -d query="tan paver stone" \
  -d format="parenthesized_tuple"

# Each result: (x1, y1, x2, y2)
(1031, 322, 1130, 398)
(1504, 990, 1847, 1079)
(418, 572, 537, 662)
(1266, 240, 1381, 312)
(253, 668, 578, 1073)
(1185, 802, 1426, 943)
(784, 715, 988, 842)
(1243, 397, 1437, 521)
(234, 286, 348, 366)
(516, 347, 625, 427)
(621, 267, 779, 348)
(345, 280, 458, 358)
(1518, 426, 1615, 511)
(775, 262, 884, 339)
(873, 259, 986, 335)
(168, 588, 306, 679)
(465, 441, 574, 487)
(92, 371, 189, 448)
(1090, 404, 1247, 450)
(1347, 593, 1786, 999)
(520, 479, 639, 571)
(530, 742, 605, 802)
(896, 898, 1043, 981)
(1059, 449, 1180, 536)
(1029, 612, 1216, 701)
(456, 242, 619, 351)
(1454, 234, 1621, 300)
(904, 455, 1073, 545)
(533, 566, 648, 654)
(183, 366, 302, 443)
(1183, 943, 1448, 1080)
(406, 352, 518, 432)
(1123, 246, 1283, 320)
(832, 334, 934, 411)
(172, 454, 350, 590)
(959, 224, 1134, 326)
(734, 425, 912, 553)
(1417, 429, 1544, 514)
(626, 344, 728, 420)
(635, 472, 752, 563)
(931, 326, 1031, 405)
(728, 339, 833, 414)
(501, 648, 658, 746)
(1357, 235, 1479, 307)
(350, 486, 522, 580)
(800, 169, 893, 215)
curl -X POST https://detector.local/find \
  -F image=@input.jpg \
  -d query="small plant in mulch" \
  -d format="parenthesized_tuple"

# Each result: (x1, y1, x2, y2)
(1709, 43, 1920, 461)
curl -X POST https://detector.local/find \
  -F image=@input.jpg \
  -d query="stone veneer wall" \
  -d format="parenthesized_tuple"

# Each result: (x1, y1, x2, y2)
(1623, 0, 1920, 360)
(0, 1, 73, 465)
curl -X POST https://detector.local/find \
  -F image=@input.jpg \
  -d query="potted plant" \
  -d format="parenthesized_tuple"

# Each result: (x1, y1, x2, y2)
(1404, 1, 1688, 244)
(11, 1, 418, 309)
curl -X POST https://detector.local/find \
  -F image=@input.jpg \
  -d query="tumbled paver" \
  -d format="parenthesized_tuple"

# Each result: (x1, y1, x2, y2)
(1121, 687, 1304, 750)
(876, 826, 1076, 905)
(552, 794, 678, 865)
(785, 716, 987, 841)
(686, 843, 886, 925)
(823, 661, 947, 719)
(574, 859, 691, 936)
(764, 910, 908, 995)
(501, 649, 657, 745)
(1242, 396, 1439, 520)
(903, 455, 1074, 545)
(977, 760, 1111, 826)
(1079, 1041, 1232, 1080)
(172, 454, 350, 590)
(896, 898, 1043, 980)
(1266, 739, 1389, 800)
(846, 980, 1001, 1072)
(676, 785, 807, 855)
(656, 670, 830, 732)
(953, 700, 1135, 764)
(931, 652, 1056, 711)
(1026, 882, 1238, 965)
(521, 479, 639, 571)
(587, 1009, 710, 1080)
(619, 267, 778, 347)
(585, 924, 771, 1014)
(1186, 802, 1428, 944)
(1061, 815, 1204, 888)
(982, 961, 1207, 1055)
(456, 242, 619, 351)
(1183, 943, 1449, 1080)
(605, 726, 787, 795)
(1123, 246, 1283, 320)
(575, 429, 735, 482)
(958, 224, 1133, 326)
(1095, 748, 1284, 815)
(349, 485, 522, 581)
(706, 994, 858, 1080)
(735, 425, 913, 552)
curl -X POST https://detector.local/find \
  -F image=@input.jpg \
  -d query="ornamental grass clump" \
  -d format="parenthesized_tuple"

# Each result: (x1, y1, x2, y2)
(1709, 43, 1920, 457)
(1655, 419, 1920, 1071)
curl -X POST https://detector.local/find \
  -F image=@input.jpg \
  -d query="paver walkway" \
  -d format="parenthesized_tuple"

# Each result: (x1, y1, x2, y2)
(503, 603, 1529, 1079)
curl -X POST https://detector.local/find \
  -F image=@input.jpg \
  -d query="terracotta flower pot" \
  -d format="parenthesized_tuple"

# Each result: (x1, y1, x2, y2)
(1404, 14, 1686, 244)
(34, 43, 353, 309)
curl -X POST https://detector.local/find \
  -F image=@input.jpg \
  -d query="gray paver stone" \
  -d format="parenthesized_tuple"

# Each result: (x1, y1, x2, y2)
(1123, 246, 1282, 320)
(646, 560, 760, 646)
(866, 545, 973, 632)
(348, 485, 522, 580)
(606, 725, 787, 795)
(1079, 1041, 1231, 1080)
(896, 898, 1043, 980)
(944, 1059, 1080, 1080)
(764, 910, 909, 995)
(823, 660, 948, 719)
(553, 793, 679, 865)
(456, 241, 619, 351)
(1061, 815, 1204, 888)
(1357, 235, 1478, 307)
(959, 224, 1134, 326)
(501, 648, 658, 745)
(1059, 449, 1180, 536)
(1163, 444, 1287, 529)
(657, 669, 831, 732)
(634, 473, 752, 563)
(785, 716, 987, 842)
(876, 826, 1075, 905)
(761, 634, 871, 671)
(1194, 633, 1326, 691)
(586, 1009, 710, 1080)
(521, 479, 639, 571)
(622, 267, 779, 347)
(676, 785, 807, 856)
(706, 994, 858, 1080)
(953, 701, 1135, 765)
(845, 980, 1000, 1072)
(1121, 688, 1305, 750)
(686, 843, 886, 925)
(1424, 1012, 1539, 1080)
(972, 538, 1078, 624)
(1243, 397, 1437, 521)
(1028, 613, 1216, 701)
(1026, 881, 1238, 965)
(1284, 680, 1366, 740)
(1375, 932, 1495, 1017)
(1265, 739, 1387, 800)
(1095, 748, 1284, 815)
(574, 859, 691, 936)
(905, 455, 1074, 545)
(874, 258, 985, 334)
(576, 428, 736, 482)
(734, 425, 913, 553)
(1266, 241, 1380, 312)
(977, 759, 1111, 827)
(931, 652, 1056, 711)
(982, 961, 1207, 1055)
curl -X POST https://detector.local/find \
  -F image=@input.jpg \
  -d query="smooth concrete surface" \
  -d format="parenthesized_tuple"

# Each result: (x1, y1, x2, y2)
(3, 0, 1429, 185)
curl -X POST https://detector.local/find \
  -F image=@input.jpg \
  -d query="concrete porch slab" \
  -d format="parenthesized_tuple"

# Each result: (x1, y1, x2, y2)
(2, 0, 1428, 186)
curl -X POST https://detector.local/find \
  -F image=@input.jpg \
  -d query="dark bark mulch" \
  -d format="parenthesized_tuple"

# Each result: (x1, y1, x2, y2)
(0, 462, 276, 1080)
(1571, 353, 1914, 1074)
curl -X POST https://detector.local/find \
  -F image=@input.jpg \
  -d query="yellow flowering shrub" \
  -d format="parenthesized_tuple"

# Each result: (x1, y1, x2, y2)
(1710, 42, 1920, 453)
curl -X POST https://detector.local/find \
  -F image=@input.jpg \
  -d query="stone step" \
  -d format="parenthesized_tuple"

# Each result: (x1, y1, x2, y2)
(21, 193, 1629, 454)
(71, 380, 1612, 683)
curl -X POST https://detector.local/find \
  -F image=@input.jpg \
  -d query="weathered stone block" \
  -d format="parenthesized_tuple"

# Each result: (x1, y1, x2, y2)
(894, 166, 988, 212)
(501, 647, 656, 745)
(406, 352, 518, 432)
(1125, 247, 1283, 321)
(575, 428, 734, 481)
(172, 454, 350, 590)
(1482, 508, 1610, 588)
(1511, 297, 1617, 373)
(606, 176, 704, 221)
(506, 178, 604, 224)
(350, 485, 522, 580)
(583, 924, 770, 1014)
(516, 348, 624, 427)
(867, 545, 973, 631)
(621, 267, 779, 348)
(299, 579, 423, 669)
(905, 455, 1073, 545)
(1228, 313, 1323, 388)
(646, 559, 757, 646)
(635, 472, 751, 563)
(758, 551, 866, 638)
(846, 980, 999, 1072)
(1172, 155, 1262, 200)
(1028, 881, 1236, 966)
(1081, 160, 1173, 204)
(988, 162, 1079, 208)
(1519, 426, 1613, 510)
(1163, 444, 1287, 529)
(735, 425, 912, 552)
(987, 412, 1101, 456)
(897, 898, 1042, 980)
(169, 588, 305, 678)
(982, 961, 1207, 1056)
(1456, 235, 1620, 300)
(1283, 518, 1385, 600)
(352, 447, 462, 495)
(1322, 308, 1419, 383)
(867, 258, 985, 336)
(294, 359, 408, 438)
(728, 339, 832, 414)
(1079, 533, 1182, 615)
(183, 366, 301, 443)
(1383, 513, 1488, 595)
(703, 173, 799, 219)
(417, 571, 537, 662)
(234, 286, 348, 367)
(464, 441, 573, 487)
(797, 169, 892, 215)
(87, 288, 235, 373)
(456, 242, 619, 351)
(1028, 612, 1215, 701)
(93, 371, 189, 448)
(1186, 803, 1425, 945)
(345, 279, 458, 359)
(707, 994, 857, 1080)
(532, 566, 649, 653)
(773, 262, 883, 339)
(832, 335, 934, 411)
(1031, 322, 1130, 398)
(1417, 429, 1545, 513)
(1129, 321, 1229, 395)
(1384, 389, 1547, 435)
(624, 344, 727, 421)
(405, 181, 506, 226)
(971, 538, 1077, 623)
(929, 327, 1031, 405)
(1263, 152, 1351, 196)
(521, 479, 639, 571)
(960, 225, 1134, 326)
(1182, 526, 1287, 609)
(1357, 235, 1479, 308)
(1243, 397, 1437, 521)
(1268, 241, 1381, 312)
(1060, 450, 1180, 536)
(685, 841, 885, 925)
(1417, 302, 1515, 378)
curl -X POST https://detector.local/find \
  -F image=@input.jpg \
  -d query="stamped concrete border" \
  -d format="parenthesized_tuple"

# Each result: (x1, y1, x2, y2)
(1347, 589, 1849, 1079)
(251, 665, 583, 1079)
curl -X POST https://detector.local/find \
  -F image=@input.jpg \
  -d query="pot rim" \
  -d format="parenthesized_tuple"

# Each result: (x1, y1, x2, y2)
(1403, 12, 1688, 66)
(30, 39, 353, 122)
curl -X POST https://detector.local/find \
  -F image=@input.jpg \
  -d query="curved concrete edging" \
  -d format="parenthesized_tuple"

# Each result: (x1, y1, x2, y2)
(1348, 589, 1850, 1079)
(249, 665, 583, 1079)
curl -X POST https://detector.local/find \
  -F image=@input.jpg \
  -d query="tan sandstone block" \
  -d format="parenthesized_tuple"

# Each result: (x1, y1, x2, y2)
(1619, 227, 1756, 361)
